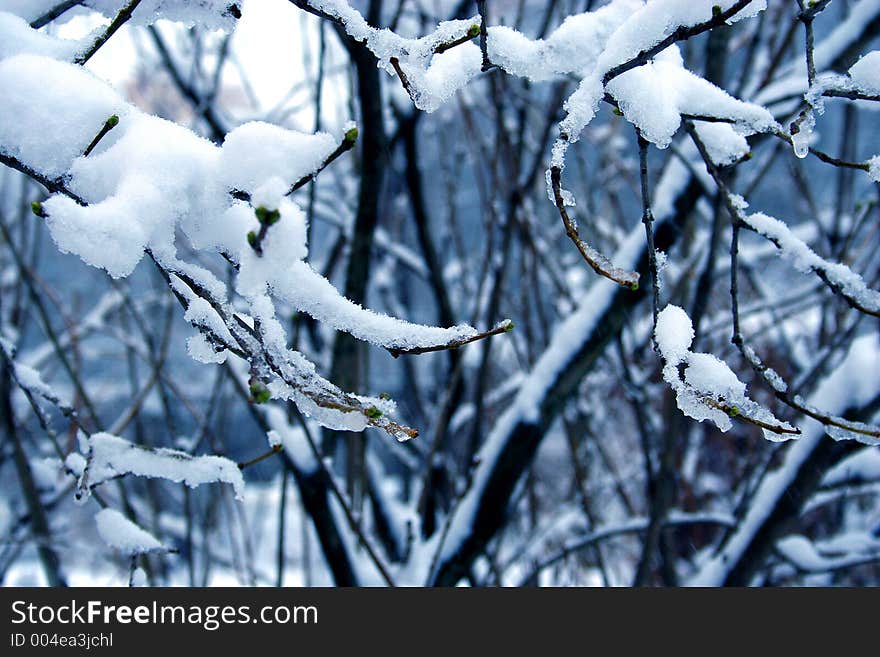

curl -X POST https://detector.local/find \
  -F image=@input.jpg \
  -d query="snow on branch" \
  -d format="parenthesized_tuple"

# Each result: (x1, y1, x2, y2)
(95, 508, 168, 556)
(291, 0, 486, 111)
(70, 0, 239, 31)
(542, 1, 773, 282)
(605, 46, 777, 149)
(554, 0, 767, 156)
(74, 0, 142, 65)
(737, 343, 880, 443)
(775, 533, 880, 576)
(654, 304, 799, 439)
(808, 51, 880, 105)
(72, 432, 245, 500)
(0, 50, 511, 440)
(740, 211, 880, 318)
(0, 338, 74, 417)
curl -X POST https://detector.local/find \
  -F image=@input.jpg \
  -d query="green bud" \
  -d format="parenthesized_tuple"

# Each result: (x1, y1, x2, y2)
(255, 206, 281, 226)
(247, 230, 258, 248)
(630, 282, 639, 292)
(712, 5, 722, 17)
(344, 127, 359, 143)
(467, 24, 481, 38)
(30, 201, 45, 218)
(106, 114, 119, 127)
(613, 107, 624, 117)
(365, 406, 383, 419)
(249, 382, 271, 404)
(503, 321, 515, 333)
(378, 392, 392, 400)
(728, 405, 739, 417)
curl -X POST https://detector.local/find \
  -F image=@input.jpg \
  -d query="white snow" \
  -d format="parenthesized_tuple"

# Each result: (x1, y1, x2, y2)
(868, 155, 880, 183)
(219, 121, 337, 195)
(81, 432, 245, 500)
(486, 0, 639, 81)
(693, 122, 750, 166)
(654, 304, 694, 365)
(84, 0, 237, 30)
(607, 46, 775, 149)
(0, 54, 128, 179)
(558, 0, 768, 146)
(186, 333, 228, 364)
(0, 12, 84, 60)
(1, 54, 486, 357)
(684, 352, 746, 400)
(848, 51, 880, 94)
(547, 0, 772, 211)
(823, 448, 880, 488)
(95, 508, 164, 555)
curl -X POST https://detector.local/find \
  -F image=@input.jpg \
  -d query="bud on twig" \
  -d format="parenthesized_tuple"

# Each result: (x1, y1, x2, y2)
(255, 206, 281, 225)
(249, 382, 271, 404)
(83, 114, 119, 157)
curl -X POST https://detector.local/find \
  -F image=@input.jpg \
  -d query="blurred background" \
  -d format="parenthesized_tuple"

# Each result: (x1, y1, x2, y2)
(1, 0, 879, 586)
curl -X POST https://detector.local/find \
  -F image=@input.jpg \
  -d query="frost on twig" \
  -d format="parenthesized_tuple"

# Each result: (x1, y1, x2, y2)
(549, 165, 640, 289)
(808, 51, 880, 104)
(387, 320, 514, 357)
(655, 305, 799, 440)
(740, 211, 880, 318)
(738, 343, 880, 444)
(796, 53, 880, 177)
(0, 337, 74, 417)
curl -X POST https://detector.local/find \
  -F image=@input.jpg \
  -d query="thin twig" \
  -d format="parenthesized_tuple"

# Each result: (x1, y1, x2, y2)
(238, 443, 283, 470)
(476, 1, 492, 72)
(387, 320, 513, 357)
(74, 0, 142, 65)
(549, 165, 640, 289)
(30, 0, 83, 29)
(602, 0, 753, 84)
(637, 133, 660, 336)
(82, 115, 119, 157)
(685, 120, 880, 441)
